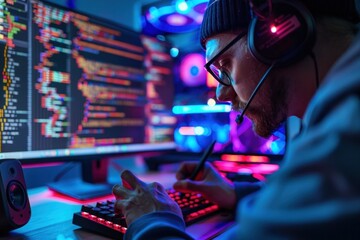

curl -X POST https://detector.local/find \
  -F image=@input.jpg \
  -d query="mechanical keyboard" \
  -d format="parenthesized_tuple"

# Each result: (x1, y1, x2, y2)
(72, 189, 220, 239)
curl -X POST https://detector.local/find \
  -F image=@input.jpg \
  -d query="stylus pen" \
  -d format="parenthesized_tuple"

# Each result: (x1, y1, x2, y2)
(189, 140, 216, 180)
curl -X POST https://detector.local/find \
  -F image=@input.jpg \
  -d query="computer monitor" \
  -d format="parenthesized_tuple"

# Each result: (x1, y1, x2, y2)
(0, 0, 176, 199)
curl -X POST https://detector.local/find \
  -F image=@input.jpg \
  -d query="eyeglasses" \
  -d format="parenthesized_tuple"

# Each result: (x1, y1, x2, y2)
(204, 32, 246, 86)
(204, 0, 273, 86)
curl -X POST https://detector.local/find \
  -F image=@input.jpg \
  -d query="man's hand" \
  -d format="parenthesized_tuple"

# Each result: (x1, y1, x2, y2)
(112, 170, 182, 226)
(173, 161, 237, 209)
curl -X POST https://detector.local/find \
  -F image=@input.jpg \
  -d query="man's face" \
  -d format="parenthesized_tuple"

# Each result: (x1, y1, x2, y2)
(206, 33, 288, 137)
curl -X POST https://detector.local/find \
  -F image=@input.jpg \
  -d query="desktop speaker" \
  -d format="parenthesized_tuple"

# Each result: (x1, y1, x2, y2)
(0, 159, 31, 232)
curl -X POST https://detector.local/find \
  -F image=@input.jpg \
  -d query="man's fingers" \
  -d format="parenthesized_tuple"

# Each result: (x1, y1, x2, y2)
(149, 181, 165, 192)
(114, 198, 128, 215)
(176, 162, 199, 180)
(121, 170, 143, 190)
(112, 184, 131, 199)
(173, 179, 200, 193)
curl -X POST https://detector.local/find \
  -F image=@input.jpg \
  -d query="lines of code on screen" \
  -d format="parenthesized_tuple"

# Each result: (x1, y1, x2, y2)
(0, 0, 175, 155)
(0, 0, 29, 153)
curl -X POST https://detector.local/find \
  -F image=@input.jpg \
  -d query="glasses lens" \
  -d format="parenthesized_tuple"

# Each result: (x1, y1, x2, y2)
(209, 65, 231, 86)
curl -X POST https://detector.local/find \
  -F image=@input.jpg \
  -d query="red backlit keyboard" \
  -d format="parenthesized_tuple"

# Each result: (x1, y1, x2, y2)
(72, 189, 220, 239)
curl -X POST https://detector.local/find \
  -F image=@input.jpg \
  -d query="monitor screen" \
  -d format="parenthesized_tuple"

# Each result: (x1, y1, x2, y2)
(0, 0, 176, 162)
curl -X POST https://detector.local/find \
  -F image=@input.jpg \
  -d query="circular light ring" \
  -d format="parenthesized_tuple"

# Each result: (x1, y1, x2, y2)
(144, 0, 208, 33)
(160, 13, 194, 26)
(147, 12, 198, 33)
(179, 53, 206, 86)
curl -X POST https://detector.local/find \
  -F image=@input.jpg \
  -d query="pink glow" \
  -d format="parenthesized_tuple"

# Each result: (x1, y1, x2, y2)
(213, 160, 279, 175)
(252, 173, 266, 181)
(179, 126, 195, 135)
(49, 190, 114, 204)
(221, 154, 269, 163)
(166, 14, 188, 26)
(30, 188, 113, 205)
(180, 53, 206, 86)
(22, 162, 64, 169)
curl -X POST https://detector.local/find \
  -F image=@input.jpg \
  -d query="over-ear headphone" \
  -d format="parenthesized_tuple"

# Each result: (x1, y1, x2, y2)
(247, 0, 316, 66)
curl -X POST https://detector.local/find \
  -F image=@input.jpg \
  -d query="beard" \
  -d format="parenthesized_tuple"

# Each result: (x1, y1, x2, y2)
(234, 75, 288, 138)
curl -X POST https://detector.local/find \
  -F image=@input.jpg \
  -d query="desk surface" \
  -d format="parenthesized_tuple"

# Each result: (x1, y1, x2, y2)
(1, 172, 234, 240)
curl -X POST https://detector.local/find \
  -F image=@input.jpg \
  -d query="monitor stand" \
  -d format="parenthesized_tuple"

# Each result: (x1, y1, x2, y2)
(48, 158, 114, 201)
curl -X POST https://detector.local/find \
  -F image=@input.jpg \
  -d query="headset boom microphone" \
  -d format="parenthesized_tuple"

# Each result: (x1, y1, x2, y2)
(235, 64, 274, 124)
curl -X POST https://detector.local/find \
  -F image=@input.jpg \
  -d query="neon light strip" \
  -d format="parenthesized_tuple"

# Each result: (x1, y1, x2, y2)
(178, 126, 210, 136)
(172, 104, 231, 114)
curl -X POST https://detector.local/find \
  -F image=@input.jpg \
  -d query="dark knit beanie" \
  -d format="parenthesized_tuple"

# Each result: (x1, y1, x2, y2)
(200, 0, 360, 49)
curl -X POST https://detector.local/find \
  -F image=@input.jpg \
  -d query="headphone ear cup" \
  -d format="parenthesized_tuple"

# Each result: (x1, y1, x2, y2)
(248, 0, 316, 66)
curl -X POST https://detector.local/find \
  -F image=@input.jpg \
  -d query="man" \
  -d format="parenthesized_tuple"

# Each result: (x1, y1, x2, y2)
(113, 0, 360, 239)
